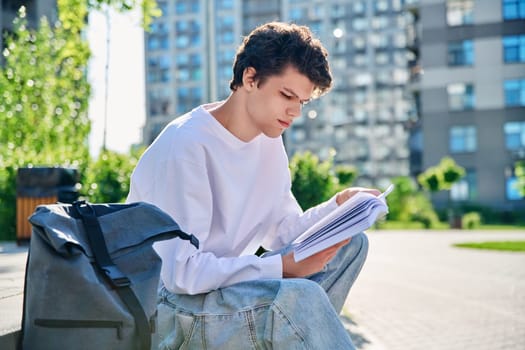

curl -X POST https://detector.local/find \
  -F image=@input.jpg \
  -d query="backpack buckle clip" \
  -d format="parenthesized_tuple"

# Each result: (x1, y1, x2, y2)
(103, 265, 131, 288)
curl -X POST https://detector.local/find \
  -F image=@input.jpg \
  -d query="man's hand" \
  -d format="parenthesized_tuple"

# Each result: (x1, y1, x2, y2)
(281, 186, 381, 278)
(282, 239, 350, 278)
(335, 187, 381, 206)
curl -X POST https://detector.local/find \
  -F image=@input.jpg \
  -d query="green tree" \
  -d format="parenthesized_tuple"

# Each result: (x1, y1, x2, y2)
(515, 161, 525, 197)
(387, 176, 417, 221)
(385, 176, 439, 228)
(289, 151, 339, 210)
(418, 156, 465, 192)
(0, 1, 160, 240)
(0, 4, 91, 240)
(417, 156, 465, 228)
(85, 148, 144, 203)
(89, 0, 161, 28)
(334, 164, 358, 188)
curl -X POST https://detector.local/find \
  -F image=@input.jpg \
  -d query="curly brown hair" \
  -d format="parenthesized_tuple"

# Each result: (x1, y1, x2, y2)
(229, 22, 332, 98)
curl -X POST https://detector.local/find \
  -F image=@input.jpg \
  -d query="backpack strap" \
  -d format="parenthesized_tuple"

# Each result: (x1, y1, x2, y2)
(73, 201, 152, 350)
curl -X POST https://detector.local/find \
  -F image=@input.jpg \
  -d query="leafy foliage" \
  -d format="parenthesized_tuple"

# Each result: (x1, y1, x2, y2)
(386, 176, 440, 228)
(334, 164, 358, 187)
(418, 156, 465, 192)
(0, 1, 157, 240)
(515, 161, 525, 197)
(417, 156, 465, 228)
(462, 212, 481, 229)
(84, 148, 144, 203)
(0, 4, 91, 240)
(289, 151, 339, 210)
(87, 0, 161, 28)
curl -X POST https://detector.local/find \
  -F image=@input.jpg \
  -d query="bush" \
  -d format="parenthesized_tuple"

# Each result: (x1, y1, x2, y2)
(462, 212, 482, 229)
(0, 168, 17, 241)
(289, 151, 339, 210)
(84, 148, 144, 203)
(412, 208, 440, 229)
(387, 176, 418, 221)
(334, 164, 358, 188)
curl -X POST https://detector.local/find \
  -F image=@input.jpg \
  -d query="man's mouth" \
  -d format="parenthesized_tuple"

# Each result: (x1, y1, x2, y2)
(278, 119, 291, 128)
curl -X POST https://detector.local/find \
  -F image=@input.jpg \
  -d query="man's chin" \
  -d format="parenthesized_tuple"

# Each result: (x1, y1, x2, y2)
(263, 129, 285, 139)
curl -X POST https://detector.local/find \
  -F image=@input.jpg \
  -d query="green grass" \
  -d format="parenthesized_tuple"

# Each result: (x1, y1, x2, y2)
(475, 224, 525, 230)
(453, 241, 525, 252)
(374, 220, 525, 231)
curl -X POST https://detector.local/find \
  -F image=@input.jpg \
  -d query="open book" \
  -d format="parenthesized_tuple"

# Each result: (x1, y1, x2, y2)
(292, 184, 394, 262)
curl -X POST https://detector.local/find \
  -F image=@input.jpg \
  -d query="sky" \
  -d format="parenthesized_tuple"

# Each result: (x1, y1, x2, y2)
(87, 8, 145, 157)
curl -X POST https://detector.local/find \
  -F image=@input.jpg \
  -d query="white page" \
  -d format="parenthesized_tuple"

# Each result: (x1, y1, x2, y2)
(292, 184, 394, 262)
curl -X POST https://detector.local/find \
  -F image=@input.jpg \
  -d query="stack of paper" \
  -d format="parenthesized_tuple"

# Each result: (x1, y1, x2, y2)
(293, 184, 394, 262)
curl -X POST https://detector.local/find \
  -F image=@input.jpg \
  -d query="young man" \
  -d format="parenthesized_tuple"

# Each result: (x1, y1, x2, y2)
(128, 22, 379, 349)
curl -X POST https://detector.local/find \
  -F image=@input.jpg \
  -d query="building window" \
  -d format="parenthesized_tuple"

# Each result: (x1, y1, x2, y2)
(447, 0, 474, 26)
(450, 125, 477, 153)
(503, 0, 525, 20)
(447, 83, 475, 110)
(451, 169, 477, 201)
(504, 78, 525, 106)
(375, 0, 389, 13)
(332, 4, 346, 17)
(289, 8, 306, 21)
(448, 40, 474, 66)
(176, 87, 203, 114)
(176, 0, 199, 14)
(175, 35, 189, 48)
(219, 32, 234, 44)
(148, 89, 172, 116)
(503, 35, 525, 62)
(148, 122, 167, 144)
(190, 68, 202, 80)
(353, 1, 366, 14)
(353, 18, 368, 31)
(147, 56, 171, 83)
(216, 0, 233, 10)
(506, 176, 523, 200)
(157, 1, 168, 15)
(504, 121, 525, 150)
(148, 22, 169, 50)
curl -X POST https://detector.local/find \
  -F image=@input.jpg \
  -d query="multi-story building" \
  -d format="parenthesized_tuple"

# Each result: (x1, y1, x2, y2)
(418, 0, 525, 211)
(144, 0, 417, 191)
(143, 0, 524, 212)
(143, 0, 243, 144)
(281, 0, 417, 190)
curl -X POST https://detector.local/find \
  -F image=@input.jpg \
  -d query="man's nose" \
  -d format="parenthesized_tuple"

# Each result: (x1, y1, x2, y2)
(287, 102, 302, 117)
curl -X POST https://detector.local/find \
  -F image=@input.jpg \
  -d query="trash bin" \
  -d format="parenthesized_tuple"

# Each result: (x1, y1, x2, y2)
(16, 167, 80, 243)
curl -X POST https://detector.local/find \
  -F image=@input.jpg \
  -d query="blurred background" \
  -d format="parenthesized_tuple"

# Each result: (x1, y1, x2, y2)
(0, 0, 524, 242)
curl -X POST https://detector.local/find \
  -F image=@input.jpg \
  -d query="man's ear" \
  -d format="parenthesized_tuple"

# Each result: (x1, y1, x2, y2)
(242, 67, 257, 91)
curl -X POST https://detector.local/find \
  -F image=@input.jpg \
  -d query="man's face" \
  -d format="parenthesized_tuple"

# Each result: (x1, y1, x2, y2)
(245, 66, 315, 139)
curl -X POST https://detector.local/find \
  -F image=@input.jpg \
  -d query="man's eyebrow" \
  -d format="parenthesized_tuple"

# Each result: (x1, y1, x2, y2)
(282, 87, 311, 104)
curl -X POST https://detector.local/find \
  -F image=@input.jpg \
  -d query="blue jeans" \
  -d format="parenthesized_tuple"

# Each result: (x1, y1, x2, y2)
(154, 233, 368, 349)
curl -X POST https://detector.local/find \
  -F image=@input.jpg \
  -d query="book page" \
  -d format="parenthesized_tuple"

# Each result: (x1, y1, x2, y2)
(292, 184, 393, 262)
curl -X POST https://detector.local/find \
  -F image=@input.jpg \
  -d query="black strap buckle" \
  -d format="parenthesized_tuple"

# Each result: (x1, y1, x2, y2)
(103, 265, 131, 288)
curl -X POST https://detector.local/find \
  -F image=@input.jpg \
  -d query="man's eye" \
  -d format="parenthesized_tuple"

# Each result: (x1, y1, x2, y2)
(280, 92, 293, 99)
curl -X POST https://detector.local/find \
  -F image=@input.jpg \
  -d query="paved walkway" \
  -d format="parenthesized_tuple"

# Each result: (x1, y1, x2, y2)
(0, 242, 27, 349)
(1, 230, 525, 349)
(342, 230, 525, 350)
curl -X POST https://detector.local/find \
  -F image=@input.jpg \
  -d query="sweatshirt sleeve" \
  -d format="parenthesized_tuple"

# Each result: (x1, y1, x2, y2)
(261, 172, 339, 251)
(127, 140, 283, 295)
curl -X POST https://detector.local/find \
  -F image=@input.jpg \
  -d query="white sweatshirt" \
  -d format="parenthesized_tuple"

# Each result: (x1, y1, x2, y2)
(127, 103, 338, 295)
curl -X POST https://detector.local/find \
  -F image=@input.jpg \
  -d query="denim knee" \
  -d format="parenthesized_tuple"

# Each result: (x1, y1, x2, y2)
(270, 278, 355, 349)
(352, 232, 369, 255)
(273, 278, 334, 318)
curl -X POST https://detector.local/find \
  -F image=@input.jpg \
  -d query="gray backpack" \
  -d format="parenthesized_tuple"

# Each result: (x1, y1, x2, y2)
(20, 201, 198, 350)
